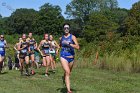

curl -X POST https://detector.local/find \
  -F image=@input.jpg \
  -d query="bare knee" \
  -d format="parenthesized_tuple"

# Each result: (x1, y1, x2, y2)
(65, 71, 70, 76)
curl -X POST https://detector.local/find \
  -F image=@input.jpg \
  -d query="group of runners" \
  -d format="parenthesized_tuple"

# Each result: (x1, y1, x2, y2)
(0, 23, 79, 93)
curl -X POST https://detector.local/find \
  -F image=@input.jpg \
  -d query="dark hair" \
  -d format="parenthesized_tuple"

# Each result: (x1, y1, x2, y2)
(63, 23, 70, 28)
(22, 33, 26, 36)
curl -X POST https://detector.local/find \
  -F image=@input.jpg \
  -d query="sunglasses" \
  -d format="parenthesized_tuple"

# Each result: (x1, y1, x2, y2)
(1, 37, 4, 38)
(64, 27, 69, 30)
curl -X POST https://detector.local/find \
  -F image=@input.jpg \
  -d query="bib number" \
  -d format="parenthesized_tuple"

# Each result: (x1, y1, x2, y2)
(49, 49, 55, 54)
(64, 47, 70, 52)
(30, 46, 34, 51)
(0, 48, 4, 51)
(44, 49, 49, 54)
(21, 49, 27, 53)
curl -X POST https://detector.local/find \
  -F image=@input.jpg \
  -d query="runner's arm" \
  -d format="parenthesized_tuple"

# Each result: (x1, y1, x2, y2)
(17, 42, 26, 51)
(4, 40, 8, 48)
(69, 35, 80, 50)
(37, 40, 44, 56)
(14, 43, 18, 51)
(54, 40, 60, 54)
(59, 37, 62, 47)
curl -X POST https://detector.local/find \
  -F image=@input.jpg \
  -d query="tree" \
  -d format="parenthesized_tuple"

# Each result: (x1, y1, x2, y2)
(6, 8, 39, 34)
(100, 8, 128, 35)
(123, 1, 140, 36)
(0, 14, 3, 28)
(65, 0, 118, 37)
(0, 14, 2, 19)
(101, 8, 128, 24)
(0, 14, 7, 34)
(84, 13, 118, 42)
(65, 0, 118, 24)
(35, 3, 64, 35)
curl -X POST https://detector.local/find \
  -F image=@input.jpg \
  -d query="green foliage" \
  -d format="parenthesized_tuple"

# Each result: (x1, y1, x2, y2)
(84, 13, 118, 42)
(101, 8, 128, 24)
(65, 0, 118, 37)
(0, 14, 2, 18)
(4, 3, 64, 35)
(65, 0, 118, 23)
(123, 1, 140, 36)
(6, 9, 39, 34)
(35, 3, 64, 35)
(0, 16, 6, 34)
(0, 1, 140, 73)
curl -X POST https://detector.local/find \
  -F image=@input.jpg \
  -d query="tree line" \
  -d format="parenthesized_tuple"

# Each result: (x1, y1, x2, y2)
(0, 0, 140, 45)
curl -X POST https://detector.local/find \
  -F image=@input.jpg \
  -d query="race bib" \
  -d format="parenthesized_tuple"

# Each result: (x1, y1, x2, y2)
(44, 49, 49, 54)
(21, 49, 27, 53)
(0, 48, 4, 51)
(30, 46, 34, 50)
(64, 47, 70, 52)
(49, 49, 55, 54)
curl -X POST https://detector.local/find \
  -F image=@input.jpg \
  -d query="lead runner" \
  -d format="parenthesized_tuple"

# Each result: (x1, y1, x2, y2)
(59, 23, 80, 93)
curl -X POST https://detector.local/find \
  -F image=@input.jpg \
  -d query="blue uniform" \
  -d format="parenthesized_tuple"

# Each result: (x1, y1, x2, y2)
(0, 40, 5, 56)
(60, 34, 74, 63)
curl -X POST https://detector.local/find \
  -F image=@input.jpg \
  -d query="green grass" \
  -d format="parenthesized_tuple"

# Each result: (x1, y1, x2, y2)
(0, 64, 140, 93)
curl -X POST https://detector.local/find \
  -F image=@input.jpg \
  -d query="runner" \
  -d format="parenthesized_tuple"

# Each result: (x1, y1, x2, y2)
(0, 35, 7, 73)
(60, 23, 79, 93)
(49, 35, 60, 72)
(18, 34, 30, 76)
(26, 32, 37, 75)
(38, 34, 51, 77)
(14, 37, 22, 70)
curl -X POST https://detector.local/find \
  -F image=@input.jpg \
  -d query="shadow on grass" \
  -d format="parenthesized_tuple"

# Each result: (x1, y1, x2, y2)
(48, 70, 56, 74)
(39, 72, 51, 76)
(0, 72, 8, 75)
(38, 71, 55, 76)
(57, 88, 77, 93)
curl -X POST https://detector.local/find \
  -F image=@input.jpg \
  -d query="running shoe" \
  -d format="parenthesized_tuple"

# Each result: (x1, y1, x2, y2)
(45, 73, 49, 77)
(25, 69, 30, 76)
(25, 72, 30, 76)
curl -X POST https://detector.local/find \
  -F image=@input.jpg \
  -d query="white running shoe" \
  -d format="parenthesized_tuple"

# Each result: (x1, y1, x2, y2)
(45, 73, 48, 77)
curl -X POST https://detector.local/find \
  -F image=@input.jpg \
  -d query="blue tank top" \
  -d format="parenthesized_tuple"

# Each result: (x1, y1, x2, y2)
(0, 40, 5, 52)
(60, 34, 75, 56)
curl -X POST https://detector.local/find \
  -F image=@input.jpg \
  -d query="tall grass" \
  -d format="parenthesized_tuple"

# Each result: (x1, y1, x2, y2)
(75, 38, 140, 73)
(102, 46, 140, 73)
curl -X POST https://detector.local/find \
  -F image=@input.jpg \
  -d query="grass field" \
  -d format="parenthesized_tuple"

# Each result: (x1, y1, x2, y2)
(0, 63, 140, 93)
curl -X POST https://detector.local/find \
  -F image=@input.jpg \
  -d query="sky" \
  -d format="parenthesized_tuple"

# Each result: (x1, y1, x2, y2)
(0, 0, 139, 18)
